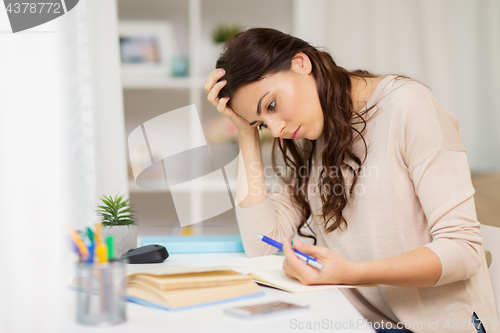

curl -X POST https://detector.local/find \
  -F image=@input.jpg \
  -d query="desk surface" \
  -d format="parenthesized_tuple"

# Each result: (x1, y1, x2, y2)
(61, 253, 375, 333)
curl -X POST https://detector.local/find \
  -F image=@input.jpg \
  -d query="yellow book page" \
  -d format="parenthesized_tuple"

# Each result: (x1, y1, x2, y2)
(127, 280, 261, 309)
(128, 270, 252, 290)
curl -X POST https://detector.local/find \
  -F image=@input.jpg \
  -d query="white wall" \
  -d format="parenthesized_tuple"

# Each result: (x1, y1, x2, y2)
(0, 1, 129, 329)
(0, 6, 66, 332)
(294, 0, 500, 172)
(87, 0, 130, 204)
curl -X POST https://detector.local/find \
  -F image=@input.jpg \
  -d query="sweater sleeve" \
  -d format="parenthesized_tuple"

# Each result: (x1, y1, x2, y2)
(399, 82, 483, 286)
(411, 149, 482, 286)
(234, 179, 304, 257)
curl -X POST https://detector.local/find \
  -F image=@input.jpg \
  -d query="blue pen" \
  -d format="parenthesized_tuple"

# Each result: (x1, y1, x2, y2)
(86, 243, 94, 264)
(255, 233, 323, 269)
(71, 241, 83, 262)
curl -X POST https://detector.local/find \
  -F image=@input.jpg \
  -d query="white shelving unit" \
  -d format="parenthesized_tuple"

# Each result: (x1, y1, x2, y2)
(119, 0, 295, 234)
(121, 76, 205, 90)
(128, 178, 278, 194)
(129, 179, 236, 193)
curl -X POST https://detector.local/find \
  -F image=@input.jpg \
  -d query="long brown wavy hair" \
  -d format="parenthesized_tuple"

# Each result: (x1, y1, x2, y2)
(216, 28, 380, 245)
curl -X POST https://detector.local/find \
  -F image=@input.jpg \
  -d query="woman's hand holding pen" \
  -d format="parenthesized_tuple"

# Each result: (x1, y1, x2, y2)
(204, 68, 256, 136)
(282, 237, 359, 285)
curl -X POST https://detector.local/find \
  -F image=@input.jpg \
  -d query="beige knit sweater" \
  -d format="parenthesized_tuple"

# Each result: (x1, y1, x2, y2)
(235, 75, 499, 333)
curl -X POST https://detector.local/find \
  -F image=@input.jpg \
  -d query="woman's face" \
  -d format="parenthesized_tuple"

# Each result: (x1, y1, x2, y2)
(230, 53, 324, 140)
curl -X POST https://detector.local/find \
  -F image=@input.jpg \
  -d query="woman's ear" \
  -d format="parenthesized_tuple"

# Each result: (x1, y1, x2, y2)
(291, 52, 312, 75)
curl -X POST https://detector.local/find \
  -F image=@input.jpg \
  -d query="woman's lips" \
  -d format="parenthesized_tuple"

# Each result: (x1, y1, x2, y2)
(291, 126, 301, 139)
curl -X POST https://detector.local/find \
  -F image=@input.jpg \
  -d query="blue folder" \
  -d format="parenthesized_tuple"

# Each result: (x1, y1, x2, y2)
(140, 234, 245, 253)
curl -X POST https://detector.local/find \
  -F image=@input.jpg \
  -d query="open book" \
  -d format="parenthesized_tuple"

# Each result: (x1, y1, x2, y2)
(198, 255, 377, 293)
(126, 264, 263, 310)
(126, 255, 376, 309)
(125, 254, 376, 310)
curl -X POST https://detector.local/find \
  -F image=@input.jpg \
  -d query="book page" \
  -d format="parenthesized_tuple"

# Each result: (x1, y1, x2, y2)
(129, 270, 252, 290)
(198, 255, 286, 274)
(248, 270, 359, 293)
(127, 280, 261, 309)
(199, 255, 377, 293)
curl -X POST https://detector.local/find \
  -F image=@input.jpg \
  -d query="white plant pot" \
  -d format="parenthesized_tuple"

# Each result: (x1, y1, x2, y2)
(102, 225, 138, 258)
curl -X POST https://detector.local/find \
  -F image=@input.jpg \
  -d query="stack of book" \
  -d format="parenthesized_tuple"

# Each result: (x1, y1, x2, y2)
(126, 264, 262, 310)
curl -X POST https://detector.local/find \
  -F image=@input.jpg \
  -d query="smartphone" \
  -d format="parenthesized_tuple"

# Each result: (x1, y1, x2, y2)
(224, 301, 309, 319)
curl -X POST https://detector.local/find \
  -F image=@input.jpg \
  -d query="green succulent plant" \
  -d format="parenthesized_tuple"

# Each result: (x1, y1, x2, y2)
(211, 23, 242, 43)
(96, 194, 138, 226)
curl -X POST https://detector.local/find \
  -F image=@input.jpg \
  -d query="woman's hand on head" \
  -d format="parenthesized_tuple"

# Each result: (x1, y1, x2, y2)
(282, 237, 359, 285)
(204, 68, 256, 135)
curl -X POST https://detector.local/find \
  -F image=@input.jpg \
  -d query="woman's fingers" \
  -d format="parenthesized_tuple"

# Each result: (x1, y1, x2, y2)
(204, 68, 228, 109)
(205, 68, 226, 107)
(204, 68, 225, 93)
(283, 255, 301, 278)
(217, 97, 230, 114)
(282, 238, 309, 277)
(204, 67, 255, 133)
(282, 240, 302, 278)
(207, 80, 227, 106)
(282, 237, 324, 285)
(282, 238, 306, 267)
(293, 239, 327, 259)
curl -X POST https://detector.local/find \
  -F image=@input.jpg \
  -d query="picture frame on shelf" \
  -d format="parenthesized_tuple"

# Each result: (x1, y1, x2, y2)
(118, 20, 178, 78)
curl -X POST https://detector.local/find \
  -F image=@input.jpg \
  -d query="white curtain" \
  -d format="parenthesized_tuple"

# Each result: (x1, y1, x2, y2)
(294, 0, 500, 172)
(0, 0, 127, 330)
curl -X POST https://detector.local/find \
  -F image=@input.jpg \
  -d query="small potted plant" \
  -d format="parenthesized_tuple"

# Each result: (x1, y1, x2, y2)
(96, 194, 138, 257)
(211, 23, 242, 44)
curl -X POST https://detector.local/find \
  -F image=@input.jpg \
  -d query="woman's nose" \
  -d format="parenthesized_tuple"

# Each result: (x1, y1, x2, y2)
(268, 119, 286, 137)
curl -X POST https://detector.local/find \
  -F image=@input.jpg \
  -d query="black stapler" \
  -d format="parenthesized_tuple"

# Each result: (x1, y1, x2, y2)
(120, 244, 169, 264)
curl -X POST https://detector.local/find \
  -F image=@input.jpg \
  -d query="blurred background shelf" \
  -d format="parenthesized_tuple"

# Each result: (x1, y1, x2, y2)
(119, 0, 292, 235)
(129, 178, 279, 194)
(128, 179, 238, 193)
(122, 76, 206, 90)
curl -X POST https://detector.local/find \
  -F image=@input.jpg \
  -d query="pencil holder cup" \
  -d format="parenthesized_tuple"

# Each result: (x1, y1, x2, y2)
(75, 260, 128, 326)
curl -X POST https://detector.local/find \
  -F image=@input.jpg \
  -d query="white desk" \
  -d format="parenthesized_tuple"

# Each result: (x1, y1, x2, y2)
(60, 253, 375, 333)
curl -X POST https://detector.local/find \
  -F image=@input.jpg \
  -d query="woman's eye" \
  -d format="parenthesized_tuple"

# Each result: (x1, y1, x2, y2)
(258, 122, 268, 130)
(267, 99, 276, 112)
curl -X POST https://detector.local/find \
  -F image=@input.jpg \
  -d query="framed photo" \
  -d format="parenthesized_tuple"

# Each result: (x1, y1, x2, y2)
(118, 20, 178, 77)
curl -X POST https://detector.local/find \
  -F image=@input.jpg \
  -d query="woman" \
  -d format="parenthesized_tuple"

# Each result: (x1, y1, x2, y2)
(204, 28, 497, 333)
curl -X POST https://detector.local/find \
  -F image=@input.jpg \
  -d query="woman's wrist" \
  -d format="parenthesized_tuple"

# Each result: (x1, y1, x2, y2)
(346, 260, 365, 285)
(342, 247, 442, 287)
(238, 127, 258, 142)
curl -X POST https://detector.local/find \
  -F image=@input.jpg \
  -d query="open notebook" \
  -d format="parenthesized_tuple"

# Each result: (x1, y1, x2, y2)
(197, 254, 377, 293)
(122, 254, 376, 311)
